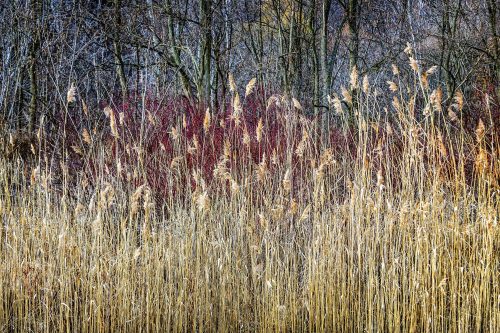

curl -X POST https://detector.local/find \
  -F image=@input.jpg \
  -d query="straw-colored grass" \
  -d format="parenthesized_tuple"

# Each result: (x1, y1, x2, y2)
(0, 68, 498, 332)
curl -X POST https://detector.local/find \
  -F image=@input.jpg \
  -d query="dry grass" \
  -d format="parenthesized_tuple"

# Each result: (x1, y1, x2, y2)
(0, 68, 499, 332)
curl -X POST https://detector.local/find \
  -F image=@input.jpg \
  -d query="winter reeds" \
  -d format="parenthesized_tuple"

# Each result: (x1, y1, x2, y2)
(0, 64, 498, 332)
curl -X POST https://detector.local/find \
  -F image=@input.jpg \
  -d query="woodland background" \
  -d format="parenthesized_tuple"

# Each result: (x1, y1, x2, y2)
(1, 0, 498, 134)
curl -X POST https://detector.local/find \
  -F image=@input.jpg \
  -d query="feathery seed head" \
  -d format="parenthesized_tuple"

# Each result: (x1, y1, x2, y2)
(82, 128, 92, 145)
(341, 86, 352, 105)
(245, 77, 257, 97)
(387, 81, 398, 93)
(292, 97, 303, 111)
(228, 73, 237, 92)
(409, 57, 419, 72)
(350, 66, 358, 88)
(391, 64, 400, 76)
(256, 118, 263, 143)
(203, 108, 211, 132)
(362, 75, 369, 94)
(67, 83, 76, 104)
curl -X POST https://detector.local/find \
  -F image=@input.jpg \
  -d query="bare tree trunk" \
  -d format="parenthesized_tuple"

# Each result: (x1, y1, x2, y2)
(274, 1, 290, 95)
(347, 0, 360, 114)
(310, 0, 320, 114)
(486, 0, 499, 98)
(165, 0, 193, 99)
(113, 0, 128, 100)
(347, 0, 359, 73)
(258, 0, 264, 87)
(27, 0, 41, 134)
(199, 0, 213, 104)
(294, 0, 304, 98)
(438, 0, 464, 100)
(320, 0, 332, 127)
(288, 3, 296, 97)
(320, 0, 332, 106)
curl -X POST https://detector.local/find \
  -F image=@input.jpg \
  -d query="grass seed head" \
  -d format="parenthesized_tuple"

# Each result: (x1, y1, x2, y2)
(82, 128, 92, 145)
(362, 75, 369, 94)
(232, 93, 242, 125)
(170, 126, 179, 140)
(196, 191, 211, 214)
(387, 81, 398, 93)
(475, 148, 489, 174)
(67, 83, 76, 104)
(292, 97, 303, 111)
(203, 108, 211, 132)
(245, 77, 257, 97)
(409, 57, 419, 72)
(341, 86, 352, 105)
(391, 64, 400, 75)
(332, 95, 343, 115)
(228, 72, 237, 92)
(256, 118, 263, 143)
(404, 42, 413, 55)
(350, 66, 358, 88)
(243, 128, 251, 146)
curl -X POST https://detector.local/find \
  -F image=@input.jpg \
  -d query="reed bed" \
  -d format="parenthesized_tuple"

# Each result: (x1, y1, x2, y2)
(0, 63, 499, 332)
